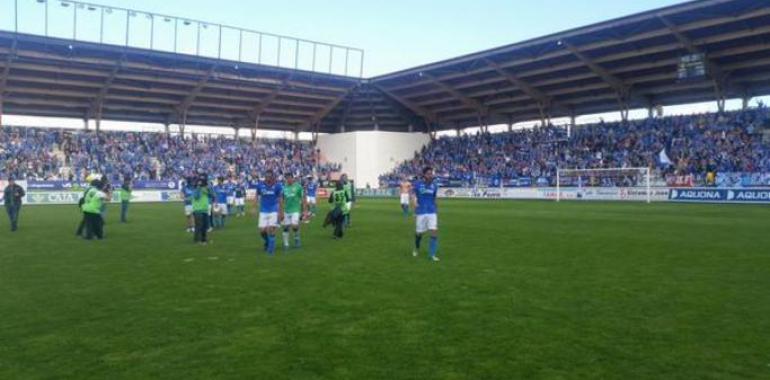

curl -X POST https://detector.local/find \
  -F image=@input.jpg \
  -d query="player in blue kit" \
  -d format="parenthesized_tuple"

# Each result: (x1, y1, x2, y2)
(305, 176, 318, 218)
(234, 180, 247, 217)
(411, 166, 440, 261)
(254, 170, 284, 255)
(212, 177, 230, 229)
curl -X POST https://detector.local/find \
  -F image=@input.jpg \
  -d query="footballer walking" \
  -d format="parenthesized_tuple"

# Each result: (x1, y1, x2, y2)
(412, 167, 440, 261)
(281, 172, 306, 249)
(255, 170, 284, 255)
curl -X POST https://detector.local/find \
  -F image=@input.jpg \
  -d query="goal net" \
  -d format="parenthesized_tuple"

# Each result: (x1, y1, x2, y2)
(556, 167, 652, 203)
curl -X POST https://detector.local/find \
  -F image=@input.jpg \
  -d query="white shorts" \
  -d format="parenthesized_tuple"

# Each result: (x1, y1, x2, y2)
(282, 212, 301, 226)
(235, 197, 245, 206)
(258, 212, 279, 228)
(227, 196, 235, 205)
(400, 193, 410, 205)
(416, 213, 438, 233)
(207, 204, 213, 215)
(346, 202, 353, 211)
(214, 203, 229, 215)
(306, 196, 316, 204)
(184, 205, 193, 216)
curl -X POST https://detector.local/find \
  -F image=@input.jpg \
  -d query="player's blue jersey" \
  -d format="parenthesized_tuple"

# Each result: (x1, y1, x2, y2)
(414, 180, 438, 215)
(214, 185, 229, 203)
(256, 182, 283, 213)
(234, 184, 245, 198)
(182, 187, 194, 206)
(306, 182, 317, 197)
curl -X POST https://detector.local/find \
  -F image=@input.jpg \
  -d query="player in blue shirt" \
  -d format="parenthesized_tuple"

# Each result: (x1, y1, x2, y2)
(181, 178, 195, 233)
(225, 178, 237, 215)
(212, 177, 230, 229)
(412, 166, 440, 261)
(255, 170, 284, 255)
(305, 176, 318, 218)
(234, 180, 247, 217)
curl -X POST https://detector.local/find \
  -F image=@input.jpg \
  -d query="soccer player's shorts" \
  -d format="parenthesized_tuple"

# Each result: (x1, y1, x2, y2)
(400, 193, 410, 205)
(258, 212, 279, 228)
(346, 202, 353, 211)
(235, 197, 245, 206)
(214, 203, 228, 215)
(416, 213, 438, 233)
(227, 196, 235, 205)
(282, 212, 301, 226)
(306, 196, 316, 205)
(207, 204, 213, 216)
(184, 204, 193, 216)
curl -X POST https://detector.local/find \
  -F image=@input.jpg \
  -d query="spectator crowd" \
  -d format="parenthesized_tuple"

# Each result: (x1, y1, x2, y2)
(0, 128, 340, 183)
(381, 107, 770, 187)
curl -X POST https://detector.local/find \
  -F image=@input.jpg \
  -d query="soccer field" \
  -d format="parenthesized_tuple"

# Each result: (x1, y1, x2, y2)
(2, 199, 769, 379)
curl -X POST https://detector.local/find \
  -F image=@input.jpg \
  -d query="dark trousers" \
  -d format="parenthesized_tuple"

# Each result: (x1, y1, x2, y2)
(6, 204, 20, 231)
(76, 212, 86, 236)
(333, 210, 346, 238)
(84, 212, 104, 240)
(194, 212, 209, 243)
(120, 201, 129, 223)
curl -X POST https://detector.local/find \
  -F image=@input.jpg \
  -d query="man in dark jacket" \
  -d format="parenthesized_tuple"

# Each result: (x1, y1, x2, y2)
(4, 178, 26, 232)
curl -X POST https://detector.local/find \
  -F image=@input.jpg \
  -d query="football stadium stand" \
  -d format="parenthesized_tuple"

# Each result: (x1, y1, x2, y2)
(380, 106, 770, 188)
(0, 126, 340, 182)
(2, 0, 770, 188)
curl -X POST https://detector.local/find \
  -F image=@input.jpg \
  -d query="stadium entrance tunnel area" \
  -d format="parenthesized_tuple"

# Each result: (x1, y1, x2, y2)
(2, 199, 770, 379)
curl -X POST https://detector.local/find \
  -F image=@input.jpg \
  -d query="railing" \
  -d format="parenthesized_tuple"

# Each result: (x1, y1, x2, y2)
(0, 0, 365, 77)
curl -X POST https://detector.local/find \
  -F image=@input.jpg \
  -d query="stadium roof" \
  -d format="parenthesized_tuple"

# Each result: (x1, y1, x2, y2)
(2, 0, 770, 133)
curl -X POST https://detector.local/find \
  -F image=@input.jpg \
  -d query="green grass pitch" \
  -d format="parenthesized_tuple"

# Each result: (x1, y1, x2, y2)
(1, 199, 769, 379)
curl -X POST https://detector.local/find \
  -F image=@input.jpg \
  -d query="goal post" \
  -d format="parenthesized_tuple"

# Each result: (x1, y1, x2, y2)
(556, 167, 652, 203)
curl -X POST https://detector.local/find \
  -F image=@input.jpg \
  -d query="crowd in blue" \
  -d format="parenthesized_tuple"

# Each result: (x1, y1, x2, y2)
(381, 106, 770, 188)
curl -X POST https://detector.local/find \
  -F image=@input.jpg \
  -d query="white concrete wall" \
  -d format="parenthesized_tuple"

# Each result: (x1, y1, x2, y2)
(317, 131, 429, 188)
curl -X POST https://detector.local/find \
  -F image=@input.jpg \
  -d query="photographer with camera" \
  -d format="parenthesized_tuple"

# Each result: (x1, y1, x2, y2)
(192, 174, 212, 245)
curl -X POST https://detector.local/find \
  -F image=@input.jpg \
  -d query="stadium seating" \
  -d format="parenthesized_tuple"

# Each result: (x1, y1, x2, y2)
(0, 127, 341, 182)
(381, 106, 770, 188)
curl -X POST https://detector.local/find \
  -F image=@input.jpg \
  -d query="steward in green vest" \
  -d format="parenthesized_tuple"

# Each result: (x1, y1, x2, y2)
(82, 179, 107, 240)
(326, 182, 350, 239)
(192, 177, 211, 244)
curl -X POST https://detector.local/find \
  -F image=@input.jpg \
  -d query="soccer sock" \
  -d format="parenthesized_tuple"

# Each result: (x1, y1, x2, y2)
(261, 231, 268, 248)
(221, 215, 226, 227)
(429, 236, 438, 257)
(294, 229, 301, 246)
(415, 234, 422, 250)
(282, 228, 290, 247)
(267, 235, 276, 254)
(402, 204, 409, 216)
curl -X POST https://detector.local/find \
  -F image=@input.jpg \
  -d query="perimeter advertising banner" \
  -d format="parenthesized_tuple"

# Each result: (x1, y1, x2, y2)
(23, 190, 181, 205)
(26, 180, 180, 191)
(669, 188, 770, 204)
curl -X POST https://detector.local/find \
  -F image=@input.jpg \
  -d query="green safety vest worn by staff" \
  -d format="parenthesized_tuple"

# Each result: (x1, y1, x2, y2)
(331, 190, 349, 215)
(192, 187, 210, 213)
(82, 187, 103, 214)
(343, 183, 353, 201)
(119, 188, 132, 202)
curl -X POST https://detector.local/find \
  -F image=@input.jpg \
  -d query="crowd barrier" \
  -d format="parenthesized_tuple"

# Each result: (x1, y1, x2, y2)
(360, 186, 770, 204)
(6, 182, 769, 205)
